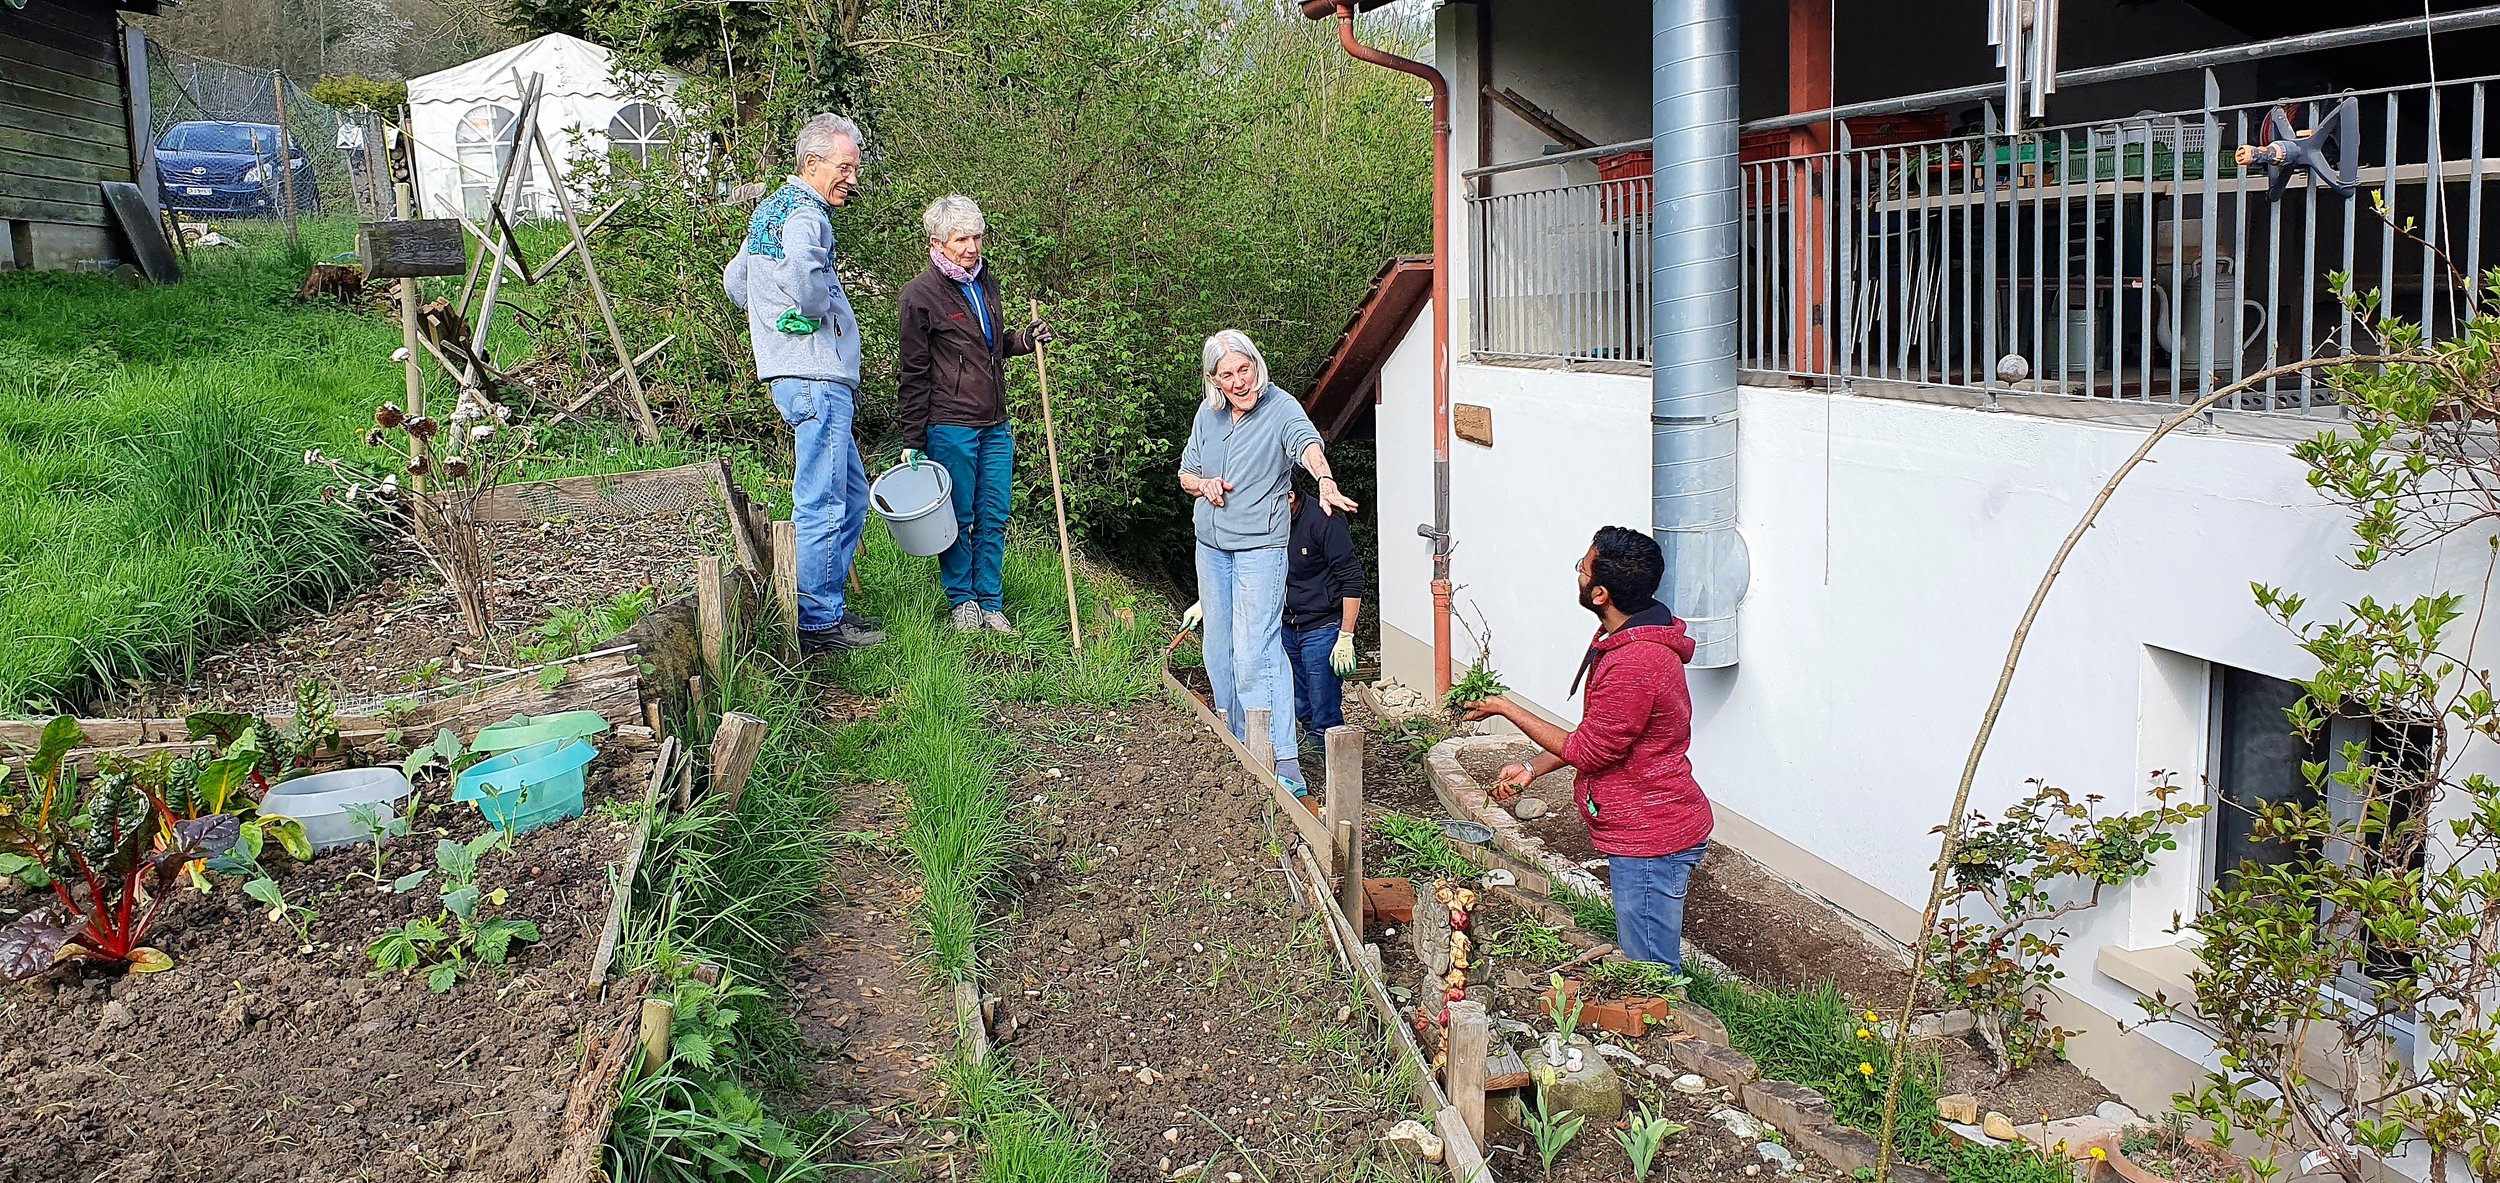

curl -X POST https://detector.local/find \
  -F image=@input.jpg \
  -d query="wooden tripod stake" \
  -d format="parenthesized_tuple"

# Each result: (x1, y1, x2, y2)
(1029, 299, 1083, 653)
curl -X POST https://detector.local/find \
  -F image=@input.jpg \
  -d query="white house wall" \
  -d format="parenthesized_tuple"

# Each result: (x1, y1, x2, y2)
(1370, 345, 2464, 1111)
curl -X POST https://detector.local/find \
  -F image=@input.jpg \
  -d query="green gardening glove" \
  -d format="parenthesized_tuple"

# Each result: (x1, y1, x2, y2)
(901, 448, 927, 469)
(1330, 631, 1358, 677)
(775, 307, 822, 335)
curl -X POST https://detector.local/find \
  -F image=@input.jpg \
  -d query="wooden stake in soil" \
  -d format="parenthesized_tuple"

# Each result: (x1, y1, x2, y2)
(1245, 708, 1275, 774)
(635, 997, 674, 1078)
(392, 178, 427, 493)
(695, 555, 727, 680)
(771, 519, 799, 651)
(269, 71, 298, 249)
(1325, 724, 1364, 906)
(709, 711, 768, 812)
(1028, 299, 1083, 653)
(955, 978, 990, 1065)
(1447, 999, 1492, 1142)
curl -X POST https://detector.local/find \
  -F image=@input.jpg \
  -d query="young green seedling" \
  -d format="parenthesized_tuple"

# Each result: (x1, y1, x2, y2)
(243, 875, 320, 952)
(1522, 1090, 1587, 1176)
(343, 794, 418, 888)
(1611, 1100, 1685, 1181)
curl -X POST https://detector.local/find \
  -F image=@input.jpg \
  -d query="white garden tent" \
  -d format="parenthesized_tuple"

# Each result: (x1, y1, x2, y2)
(405, 33, 681, 222)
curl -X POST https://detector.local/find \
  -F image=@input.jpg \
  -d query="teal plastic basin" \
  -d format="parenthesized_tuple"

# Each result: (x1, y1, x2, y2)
(455, 736, 597, 832)
(473, 710, 611, 754)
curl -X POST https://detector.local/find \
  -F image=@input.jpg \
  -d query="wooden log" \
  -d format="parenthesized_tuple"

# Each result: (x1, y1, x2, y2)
(696, 556, 727, 680)
(710, 711, 768, 811)
(1448, 1000, 1492, 1142)
(710, 457, 768, 573)
(635, 996, 674, 1078)
(1438, 1103, 1496, 1183)
(771, 520, 799, 647)
(620, 598, 699, 716)
(544, 1004, 639, 1183)
(358, 218, 466, 278)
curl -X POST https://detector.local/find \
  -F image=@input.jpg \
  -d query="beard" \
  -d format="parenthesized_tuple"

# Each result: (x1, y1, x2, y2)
(1578, 581, 1601, 617)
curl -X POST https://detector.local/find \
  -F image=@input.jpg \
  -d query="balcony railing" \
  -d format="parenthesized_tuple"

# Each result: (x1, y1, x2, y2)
(1468, 74, 2500, 413)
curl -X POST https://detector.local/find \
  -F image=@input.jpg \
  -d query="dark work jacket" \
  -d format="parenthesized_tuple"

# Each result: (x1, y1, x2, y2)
(896, 264, 1035, 450)
(1284, 497, 1364, 633)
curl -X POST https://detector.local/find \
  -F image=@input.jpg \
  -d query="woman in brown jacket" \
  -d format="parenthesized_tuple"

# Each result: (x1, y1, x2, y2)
(896, 195, 1051, 633)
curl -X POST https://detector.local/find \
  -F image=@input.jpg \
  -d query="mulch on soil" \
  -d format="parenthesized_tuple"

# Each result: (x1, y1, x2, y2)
(1447, 739, 2113, 1124)
(988, 696, 1418, 1182)
(0, 745, 653, 1183)
(128, 511, 723, 715)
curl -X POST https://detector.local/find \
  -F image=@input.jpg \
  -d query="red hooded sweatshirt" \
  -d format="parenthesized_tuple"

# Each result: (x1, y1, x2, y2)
(1563, 605, 1713, 859)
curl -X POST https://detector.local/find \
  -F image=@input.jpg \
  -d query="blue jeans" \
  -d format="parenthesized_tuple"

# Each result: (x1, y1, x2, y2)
(1286, 623, 1346, 738)
(770, 378, 868, 633)
(1609, 842, 1708, 970)
(1195, 543, 1295, 765)
(926, 423, 1013, 613)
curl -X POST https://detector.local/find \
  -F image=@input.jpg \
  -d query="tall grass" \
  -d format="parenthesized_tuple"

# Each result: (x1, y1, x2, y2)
(0, 219, 702, 712)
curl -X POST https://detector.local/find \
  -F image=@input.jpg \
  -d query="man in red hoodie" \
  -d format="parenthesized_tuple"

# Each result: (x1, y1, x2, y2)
(1461, 526, 1712, 970)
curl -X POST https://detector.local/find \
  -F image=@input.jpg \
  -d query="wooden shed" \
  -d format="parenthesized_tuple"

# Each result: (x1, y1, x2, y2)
(1, 0, 156, 271)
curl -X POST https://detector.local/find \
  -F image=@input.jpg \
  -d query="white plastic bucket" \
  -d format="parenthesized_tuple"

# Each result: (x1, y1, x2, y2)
(260, 767, 415, 852)
(869, 460, 957, 557)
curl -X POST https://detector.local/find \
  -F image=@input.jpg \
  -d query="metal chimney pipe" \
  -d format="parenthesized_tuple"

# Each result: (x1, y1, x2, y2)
(1651, 0, 1749, 667)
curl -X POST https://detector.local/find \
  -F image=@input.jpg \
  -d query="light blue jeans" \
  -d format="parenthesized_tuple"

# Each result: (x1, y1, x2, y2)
(1610, 841, 1709, 971)
(770, 378, 868, 633)
(1196, 542, 1296, 764)
(926, 422, 1013, 613)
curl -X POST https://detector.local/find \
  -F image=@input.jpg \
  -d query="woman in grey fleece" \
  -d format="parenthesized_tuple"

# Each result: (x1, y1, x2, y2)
(1177, 330, 1359, 797)
(723, 113, 882, 654)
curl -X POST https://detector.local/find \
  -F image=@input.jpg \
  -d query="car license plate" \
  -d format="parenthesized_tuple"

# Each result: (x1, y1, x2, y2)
(184, 186, 213, 196)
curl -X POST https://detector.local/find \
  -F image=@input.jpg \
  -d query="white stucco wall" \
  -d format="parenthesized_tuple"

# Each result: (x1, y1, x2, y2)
(1370, 345, 2472, 1103)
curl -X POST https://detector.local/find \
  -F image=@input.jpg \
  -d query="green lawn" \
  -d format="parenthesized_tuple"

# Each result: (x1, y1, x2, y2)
(0, 218, 692, 713)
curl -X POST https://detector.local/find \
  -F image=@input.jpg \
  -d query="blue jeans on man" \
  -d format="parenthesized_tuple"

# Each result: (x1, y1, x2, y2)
(770, 377, 868, 634)
(1609, 841, 1709, 970)
(1195, 544, 1297, 765)
(1286, 623, 1346, 741)
(925, 422, 1013, 613)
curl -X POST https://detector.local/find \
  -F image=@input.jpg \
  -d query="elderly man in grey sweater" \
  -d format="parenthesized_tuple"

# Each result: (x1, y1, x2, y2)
(725, 113, 884, 654)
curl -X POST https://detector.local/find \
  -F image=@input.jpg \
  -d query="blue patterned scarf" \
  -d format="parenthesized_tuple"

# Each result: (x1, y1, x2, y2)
(743, 179, 834, 260)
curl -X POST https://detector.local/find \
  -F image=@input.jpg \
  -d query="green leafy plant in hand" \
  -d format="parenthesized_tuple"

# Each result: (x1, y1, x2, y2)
(1612, 1100, 1685, 1181)
(1444, 609, 1509, 712)
(1521, 1089, 1587, 1176)
(367, 832, 540, 992)
(0, 718, 241, 978)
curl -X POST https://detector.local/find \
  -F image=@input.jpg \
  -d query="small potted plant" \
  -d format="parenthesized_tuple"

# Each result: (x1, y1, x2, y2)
(2102, 1118, 2245, 1183)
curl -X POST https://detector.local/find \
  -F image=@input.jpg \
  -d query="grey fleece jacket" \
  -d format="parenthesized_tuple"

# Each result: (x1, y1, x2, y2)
(723, 178, 863, 385)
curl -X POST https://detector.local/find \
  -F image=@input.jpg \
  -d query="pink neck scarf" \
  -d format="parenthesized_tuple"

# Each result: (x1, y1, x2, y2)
(931, 248, 982, 285)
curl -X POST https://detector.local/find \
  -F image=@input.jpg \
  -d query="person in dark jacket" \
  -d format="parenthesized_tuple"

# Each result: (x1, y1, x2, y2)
(1458, 526, 1712, 970)
(1284, 472, 1363, 748)
(896, 194, 1051, 634)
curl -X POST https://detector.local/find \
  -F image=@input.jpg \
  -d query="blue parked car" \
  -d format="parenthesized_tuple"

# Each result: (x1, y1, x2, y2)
(156, 121, 319, 217)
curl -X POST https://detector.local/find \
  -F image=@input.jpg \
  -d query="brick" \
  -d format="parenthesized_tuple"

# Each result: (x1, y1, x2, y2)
(1674, 1000, 1729, 1046)
(1363, 878, 1417, 927)
(1742, 1079, 1836, 1139)
(1795, 1124, 1887, 1176)
(1669, 1038, 1759, 1088)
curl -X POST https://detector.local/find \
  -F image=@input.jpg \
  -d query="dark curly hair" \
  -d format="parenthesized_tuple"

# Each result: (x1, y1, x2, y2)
(1589, 526, 1664, 613)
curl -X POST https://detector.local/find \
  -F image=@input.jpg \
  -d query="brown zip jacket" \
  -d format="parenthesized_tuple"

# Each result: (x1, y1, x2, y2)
(896, 264, 1036, 450)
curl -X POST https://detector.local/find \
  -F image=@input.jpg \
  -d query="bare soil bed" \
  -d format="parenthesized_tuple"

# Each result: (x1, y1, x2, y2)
(1447, 740, 2112, 1124)
(124, 511, 722, 715)
(0, 746, 652, 1183)
(988, 694, 1420, 1181)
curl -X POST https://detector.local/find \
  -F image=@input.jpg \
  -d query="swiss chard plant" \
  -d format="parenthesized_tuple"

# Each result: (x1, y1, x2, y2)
(367, 831, 541, 992)
(0, 718, 240, 978)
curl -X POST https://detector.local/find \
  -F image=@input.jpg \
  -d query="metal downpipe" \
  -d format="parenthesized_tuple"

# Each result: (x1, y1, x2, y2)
(1652, 0, 1749, 668)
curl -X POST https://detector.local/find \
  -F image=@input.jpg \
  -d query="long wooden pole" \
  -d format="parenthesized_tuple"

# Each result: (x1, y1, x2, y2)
(270, 71, 298, 249)
(531, 123, 660, 444)
(1029, 299, 1083, 654)
(394, 174, 427, 495)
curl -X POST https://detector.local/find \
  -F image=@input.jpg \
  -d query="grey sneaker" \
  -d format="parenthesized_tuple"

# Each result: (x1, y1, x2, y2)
(951, 601, 982, 633)
(982, 610, 1017, 636)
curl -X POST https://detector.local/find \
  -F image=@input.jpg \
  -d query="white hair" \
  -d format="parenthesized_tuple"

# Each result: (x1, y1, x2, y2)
(793, 113, 864, 166)
(922, 195, 986, 242)
(1201, 329, 1269, 408)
